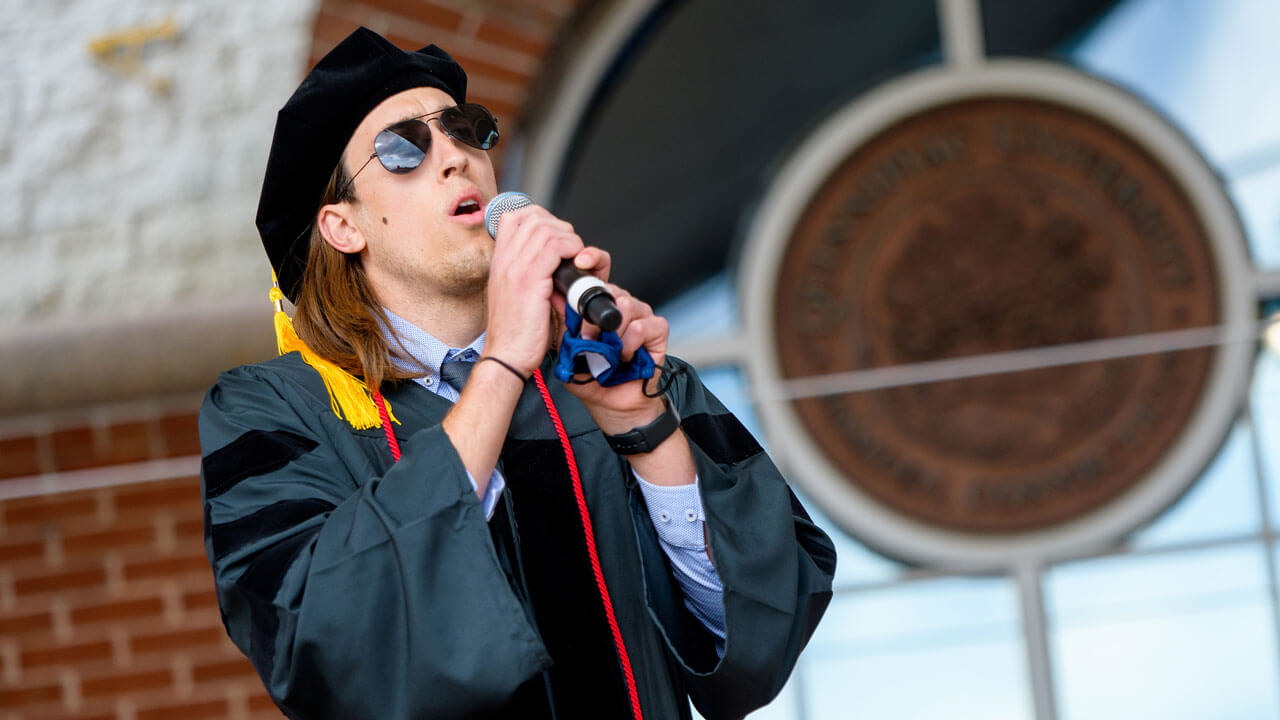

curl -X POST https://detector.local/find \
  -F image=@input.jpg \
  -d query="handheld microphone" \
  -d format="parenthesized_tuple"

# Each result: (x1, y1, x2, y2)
(484, 192, 622, 333)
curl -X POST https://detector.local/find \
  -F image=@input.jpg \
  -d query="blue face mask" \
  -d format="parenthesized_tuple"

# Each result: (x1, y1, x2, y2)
(555, 305, 656, 387)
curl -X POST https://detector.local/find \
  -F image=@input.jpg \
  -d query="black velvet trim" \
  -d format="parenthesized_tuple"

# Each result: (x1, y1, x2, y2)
(500, 437, 632, 720)
(203, 429, 319, 499)
(681, 412, 763, 466)
(791, 490, 838, 576)
(630, 491, 719, 674)
(233, 527, 318, 686)
(210, 498, 335, 559)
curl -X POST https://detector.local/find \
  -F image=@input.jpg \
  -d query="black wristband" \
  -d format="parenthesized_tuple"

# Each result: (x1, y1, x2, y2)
(603, 395, 681, 455)
(479, 355, 527, 382)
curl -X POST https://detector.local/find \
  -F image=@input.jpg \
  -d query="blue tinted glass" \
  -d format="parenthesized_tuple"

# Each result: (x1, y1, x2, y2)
(374, 130, 425, 172)
(1131, 419, 1260, 548)
(803, 577, 1030, 720)
(1251, 352, 1280, 522)
(1072, 0, 1280, 170)
(1072, 0, 1280, 268)
(1048, 544, 1280, 719)
(1228, 167, 1280, 269)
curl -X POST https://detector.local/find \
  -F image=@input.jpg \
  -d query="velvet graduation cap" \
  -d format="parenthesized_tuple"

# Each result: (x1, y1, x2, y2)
(255, 27, 468, 430)
(256, 26, 468, 304)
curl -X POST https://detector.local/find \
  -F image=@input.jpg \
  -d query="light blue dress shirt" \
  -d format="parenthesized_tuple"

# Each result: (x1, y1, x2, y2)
(380, 309, 726, 647)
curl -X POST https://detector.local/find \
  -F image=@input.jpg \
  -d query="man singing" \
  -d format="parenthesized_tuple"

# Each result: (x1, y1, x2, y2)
(199, 27, 835, 720)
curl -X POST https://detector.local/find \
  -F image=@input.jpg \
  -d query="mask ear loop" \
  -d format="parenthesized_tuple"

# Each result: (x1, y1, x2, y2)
(641, 360, 683, 398)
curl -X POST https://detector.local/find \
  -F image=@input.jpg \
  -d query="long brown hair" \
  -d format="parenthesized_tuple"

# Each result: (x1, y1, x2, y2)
(291, 164, 419, 391)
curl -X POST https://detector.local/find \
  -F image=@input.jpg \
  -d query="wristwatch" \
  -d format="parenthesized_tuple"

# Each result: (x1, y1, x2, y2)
(604, 395, 681, 455)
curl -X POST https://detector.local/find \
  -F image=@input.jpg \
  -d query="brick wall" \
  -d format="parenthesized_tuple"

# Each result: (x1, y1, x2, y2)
(310, 0, 584, 125)
(0, 408, 275, 719)
(1, 1, 590, 717)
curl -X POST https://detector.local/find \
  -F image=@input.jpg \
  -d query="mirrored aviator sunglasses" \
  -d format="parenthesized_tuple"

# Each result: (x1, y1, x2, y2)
(373, 103, 500, 173)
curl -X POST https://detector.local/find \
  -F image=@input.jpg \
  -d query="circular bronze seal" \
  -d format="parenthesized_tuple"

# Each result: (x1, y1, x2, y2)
(773, 97, 1220, 534)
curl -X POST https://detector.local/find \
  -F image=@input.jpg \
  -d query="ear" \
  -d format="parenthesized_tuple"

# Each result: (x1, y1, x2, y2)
(317, 203, 366, 254)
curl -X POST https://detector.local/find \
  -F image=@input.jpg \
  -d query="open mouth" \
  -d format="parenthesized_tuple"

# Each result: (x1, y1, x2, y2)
(453, 199, 481, 216)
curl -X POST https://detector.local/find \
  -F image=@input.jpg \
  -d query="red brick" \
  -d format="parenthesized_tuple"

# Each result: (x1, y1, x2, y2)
(44, 421, 158, 472)
(476, 0, 573, 25)
(477, 17, 551, 56)
(312, 9, 361, 47)
(466, 94, 519, 125)
(159, 414, 201, 457)
(184, 589, 219, 610)
(70, 595, 164, 625)
(192, 657, 258, 682)
(38, 710, 115, 720)
(0, 610, 53, 635)
(136, 698, 226, 720)
(49, 426, 100, 472)
(176, 517, 204, 538)
(29, 709, 116, 720)
(21, 639, 112, 668)
(3, 495, 95, 526)
(442, 47, 534, 85)
(0, 434, 42, 478)
(131, 626, 224, 655)
(249, 691, 282, 711)
(114, 481, 199, 512)
(0, 538, 44, 562)
(123, 553, 210, 581)
(105, 420, 155, 465)
(0, 682, 61, 705)
(63, 525, 154, 554)
(14, 565, 105, 595)
(360, 0, 464, 30)
(80, 667, 171, 697)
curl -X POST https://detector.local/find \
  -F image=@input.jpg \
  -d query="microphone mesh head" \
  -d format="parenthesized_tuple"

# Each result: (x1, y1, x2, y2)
(484, 192, 532, 239)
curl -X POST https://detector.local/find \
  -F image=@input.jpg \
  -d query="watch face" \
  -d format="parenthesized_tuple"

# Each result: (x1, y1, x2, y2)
(606, 395, 679, 454)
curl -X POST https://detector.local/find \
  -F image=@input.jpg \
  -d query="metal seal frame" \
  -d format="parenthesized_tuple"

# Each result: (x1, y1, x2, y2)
(737, 59, 1256, 573)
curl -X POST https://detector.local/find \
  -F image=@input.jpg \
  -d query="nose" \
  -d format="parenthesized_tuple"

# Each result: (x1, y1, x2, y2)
(432, 123, 469, 180)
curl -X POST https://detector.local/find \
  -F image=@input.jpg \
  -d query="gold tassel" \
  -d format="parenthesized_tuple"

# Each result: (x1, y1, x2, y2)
(270, 280, 398, 430)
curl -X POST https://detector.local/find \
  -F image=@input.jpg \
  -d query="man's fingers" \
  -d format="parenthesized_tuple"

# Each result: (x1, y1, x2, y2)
(573, 247, 612, 281)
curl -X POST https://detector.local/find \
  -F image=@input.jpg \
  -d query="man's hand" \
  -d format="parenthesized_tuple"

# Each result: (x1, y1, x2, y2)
(560, 283, 670, 435)
(558, 282, 695, 487)
(483, 204, 610, 375)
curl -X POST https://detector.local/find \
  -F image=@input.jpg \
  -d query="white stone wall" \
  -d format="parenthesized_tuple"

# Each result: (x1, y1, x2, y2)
(0, 0, 318, 329)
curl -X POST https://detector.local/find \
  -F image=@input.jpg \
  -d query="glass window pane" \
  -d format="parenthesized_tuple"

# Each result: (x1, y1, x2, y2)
(1073, 0, 1280, 170)
(1252, 352, 1280, 523)
(1130, 419, 1260, 548)
(663, 272, 740, 344)
(1048, 544, 1280, 720)
(802, 578, 1031, 720)
(1227, 164, 1280, 269)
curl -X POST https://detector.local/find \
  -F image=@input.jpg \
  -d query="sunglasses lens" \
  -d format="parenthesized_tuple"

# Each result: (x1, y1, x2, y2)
(374, 124, 429, 172)
(442, 104, 500, 150)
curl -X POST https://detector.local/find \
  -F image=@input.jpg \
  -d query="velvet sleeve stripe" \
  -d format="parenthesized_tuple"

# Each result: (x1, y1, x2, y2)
(233, 528, 321, 685)
(203, 429, 320, 499)
(680, 412, 763, 466)
(210, 498, 336, 559)
(790, 490, 838, 575)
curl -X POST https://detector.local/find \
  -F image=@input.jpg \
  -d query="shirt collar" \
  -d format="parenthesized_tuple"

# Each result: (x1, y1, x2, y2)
(380, 307, 486, 384)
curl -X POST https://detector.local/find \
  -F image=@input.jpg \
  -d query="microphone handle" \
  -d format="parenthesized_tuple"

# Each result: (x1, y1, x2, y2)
(553, 261, 622, 333)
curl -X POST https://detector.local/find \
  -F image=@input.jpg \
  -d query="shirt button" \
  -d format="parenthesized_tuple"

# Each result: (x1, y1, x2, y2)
(685, 509, 698, 523)
(658, 511, 671, 523)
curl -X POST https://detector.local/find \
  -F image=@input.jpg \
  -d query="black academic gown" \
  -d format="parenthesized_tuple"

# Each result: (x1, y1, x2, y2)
(199, 352, 836, 720)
